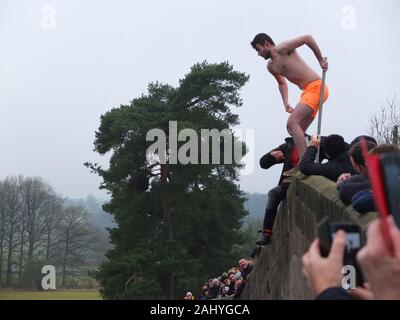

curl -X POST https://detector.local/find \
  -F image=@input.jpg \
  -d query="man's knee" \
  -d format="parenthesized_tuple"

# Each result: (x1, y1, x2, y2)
(287, 124, 293, 136)
(287, 118, 296, 135)
(287, 116, 297, 129)
(268, 185, 282, 196)
(266, 186, 284, 209)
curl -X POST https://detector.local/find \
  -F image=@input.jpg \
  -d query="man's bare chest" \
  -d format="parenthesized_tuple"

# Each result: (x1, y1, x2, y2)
(268, 57, 290, 75)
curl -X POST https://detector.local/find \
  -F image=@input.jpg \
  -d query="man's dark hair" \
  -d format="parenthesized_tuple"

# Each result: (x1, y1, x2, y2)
(350, 141, 376, 167)
(323, 134, 347, 159)
(251, 33, 275, 49)
(350, 135, 377, 147)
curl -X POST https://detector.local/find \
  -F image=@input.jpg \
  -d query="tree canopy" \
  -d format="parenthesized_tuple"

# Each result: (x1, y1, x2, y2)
(86, 61, 250, 299)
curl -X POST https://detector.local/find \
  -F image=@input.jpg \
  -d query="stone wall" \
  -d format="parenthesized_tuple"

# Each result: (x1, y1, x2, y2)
(240, 174, 376, 300)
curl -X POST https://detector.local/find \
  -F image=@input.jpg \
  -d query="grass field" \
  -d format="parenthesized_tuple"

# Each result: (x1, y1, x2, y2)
(0, 290, 102, 300)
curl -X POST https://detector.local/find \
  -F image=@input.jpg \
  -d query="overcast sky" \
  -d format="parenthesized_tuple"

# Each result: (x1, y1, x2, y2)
(1, 0, 399, 199)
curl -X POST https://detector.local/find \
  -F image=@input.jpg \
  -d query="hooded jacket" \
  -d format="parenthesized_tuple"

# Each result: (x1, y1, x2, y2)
(299, 145, 355, 182)
(259, 136, 327, 185)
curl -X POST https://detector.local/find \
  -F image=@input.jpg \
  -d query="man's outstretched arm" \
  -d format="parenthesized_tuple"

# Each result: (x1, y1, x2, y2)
(267, 65, 292, 113)
(278, 35, 328, 71)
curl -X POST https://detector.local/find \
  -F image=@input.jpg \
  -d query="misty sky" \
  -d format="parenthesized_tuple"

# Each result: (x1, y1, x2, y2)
(1, 0, 399, 199)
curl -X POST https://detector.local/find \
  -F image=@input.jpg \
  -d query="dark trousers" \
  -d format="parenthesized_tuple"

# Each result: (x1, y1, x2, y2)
(263, 185, 288, 232)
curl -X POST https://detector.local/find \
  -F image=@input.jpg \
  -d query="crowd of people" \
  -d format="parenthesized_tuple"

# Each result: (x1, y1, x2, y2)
(184, 132, 399, 300)
(182, 132, 399, 300)
(183, 258, 254, 300)
(256, 133, 399, 246)
(298, 134, 400, 299)
(257, 131, 400, 299)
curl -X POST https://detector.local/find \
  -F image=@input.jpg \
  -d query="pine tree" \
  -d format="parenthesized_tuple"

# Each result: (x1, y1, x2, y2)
(86, 61, 250, 299)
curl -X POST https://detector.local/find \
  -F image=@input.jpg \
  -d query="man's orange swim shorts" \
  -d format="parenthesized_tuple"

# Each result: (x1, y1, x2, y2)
(299, 79, 329, 118)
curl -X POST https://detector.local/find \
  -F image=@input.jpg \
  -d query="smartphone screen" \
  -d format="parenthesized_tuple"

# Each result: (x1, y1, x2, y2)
(381, 154, 400, 228)
(331, 225, 364, 287)
(332, 231, 361, 252)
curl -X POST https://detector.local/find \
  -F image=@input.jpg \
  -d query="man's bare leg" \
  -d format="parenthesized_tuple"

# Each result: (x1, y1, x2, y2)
(298, 112, 314, 133)
(287, 103, 314, 160)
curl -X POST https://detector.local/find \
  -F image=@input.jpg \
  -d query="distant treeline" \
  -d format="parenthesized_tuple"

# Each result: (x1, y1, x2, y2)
(244, 192, 267, 222)
(0, 176, 111, 289)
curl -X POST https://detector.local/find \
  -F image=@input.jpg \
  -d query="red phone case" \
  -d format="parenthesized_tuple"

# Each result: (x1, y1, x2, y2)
(360, 138, 394, 255)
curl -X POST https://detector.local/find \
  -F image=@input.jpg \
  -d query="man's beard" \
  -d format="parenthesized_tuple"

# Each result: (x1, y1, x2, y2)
(263, 52, 271, 60)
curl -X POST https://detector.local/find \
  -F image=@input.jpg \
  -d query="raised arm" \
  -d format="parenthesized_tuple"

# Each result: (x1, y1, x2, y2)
(267, 64, 292, 113)
(259, 143, 288, 169)
(278, 35, 328, 71)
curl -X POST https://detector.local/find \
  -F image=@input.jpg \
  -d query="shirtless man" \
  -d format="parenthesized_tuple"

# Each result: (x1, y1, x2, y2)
(251, 33, 329, 164)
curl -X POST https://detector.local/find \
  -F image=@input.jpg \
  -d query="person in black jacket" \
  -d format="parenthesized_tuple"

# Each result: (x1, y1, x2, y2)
(337, 142, 399, 214)
(257, 137, 297, 245)
(256, 136, 327, 245)
(207, 279, 221, 299)
(299, 134, 355, 182)
(238, 259, 254, 281)
(337, 141, 376, 205)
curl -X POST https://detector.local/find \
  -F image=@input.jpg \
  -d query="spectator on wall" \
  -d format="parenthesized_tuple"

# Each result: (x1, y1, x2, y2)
(299, 134, 355, 182)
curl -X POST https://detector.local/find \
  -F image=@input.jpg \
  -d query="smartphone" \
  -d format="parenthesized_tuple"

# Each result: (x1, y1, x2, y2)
(318, 217, 364, 287)
(380, 153, 400, 229)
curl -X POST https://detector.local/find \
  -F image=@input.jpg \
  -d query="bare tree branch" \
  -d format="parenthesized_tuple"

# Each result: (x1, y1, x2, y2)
(368, 95, 400, 144)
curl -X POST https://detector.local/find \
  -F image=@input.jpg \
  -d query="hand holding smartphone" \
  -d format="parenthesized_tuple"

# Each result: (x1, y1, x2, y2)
(318, 217, 364, 287)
